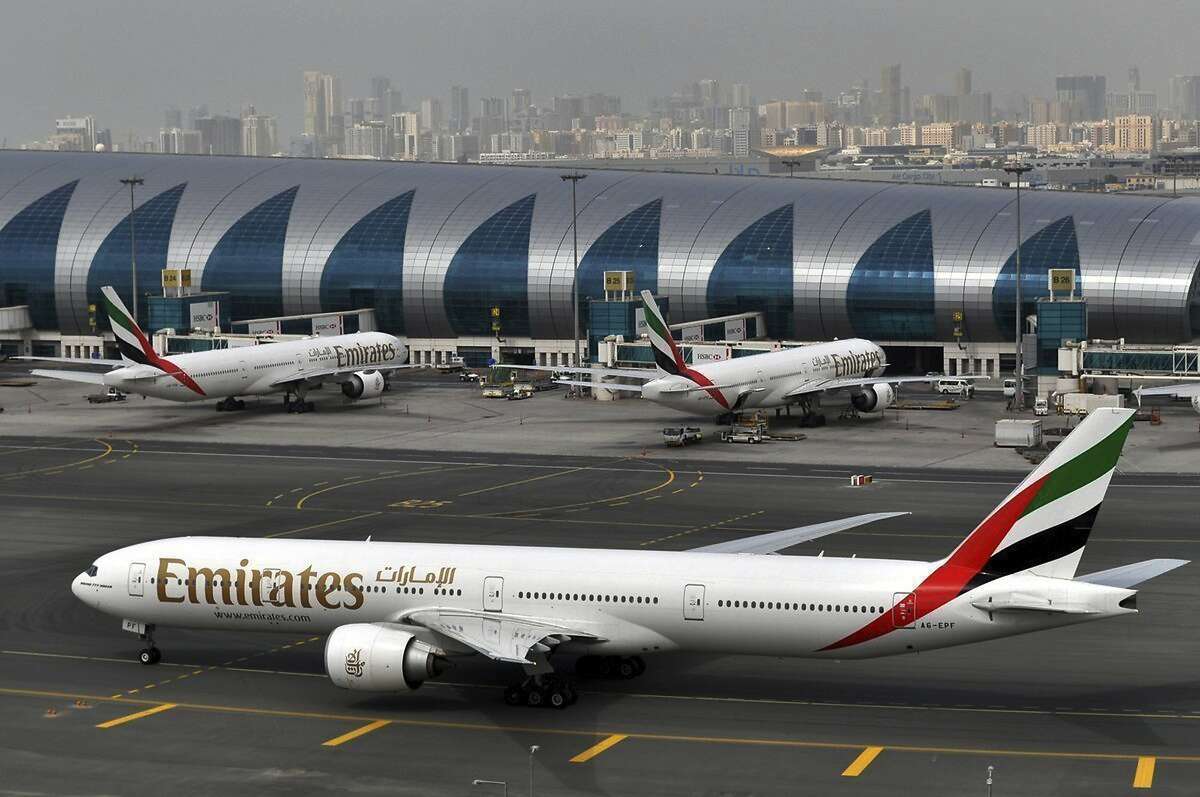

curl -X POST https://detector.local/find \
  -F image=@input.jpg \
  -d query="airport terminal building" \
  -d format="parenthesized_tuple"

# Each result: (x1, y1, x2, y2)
(1, 150, 1198, 374)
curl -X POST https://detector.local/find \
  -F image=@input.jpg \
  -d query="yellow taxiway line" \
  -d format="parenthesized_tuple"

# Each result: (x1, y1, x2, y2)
(841, 745, 884, 776)
(570, 733, 629, 763)
(1134, 756, 1156, 789)
(95, 702, 177, 729)
(322, 719, 392, 747)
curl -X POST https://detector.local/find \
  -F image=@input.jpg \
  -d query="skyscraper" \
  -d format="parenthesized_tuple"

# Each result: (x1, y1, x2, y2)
(450, 85, 470, 133)
(954, 67, 972, 97)
(880, 64, 902, 126)
(731, 82, 751, 109)
(242, 110, 278, 157)
(303, 70, 343, 151)
(1169, 76, 1200, 119)
(511, 88, 531, 115)
(1056, 75, 1106, 121)
(420, 98, 443, 132)
(193, 115, 242, 155)
(729, 106, 751, 157)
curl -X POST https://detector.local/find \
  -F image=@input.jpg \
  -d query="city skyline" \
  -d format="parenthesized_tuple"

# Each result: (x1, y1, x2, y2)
(7, 0, 1200, 145)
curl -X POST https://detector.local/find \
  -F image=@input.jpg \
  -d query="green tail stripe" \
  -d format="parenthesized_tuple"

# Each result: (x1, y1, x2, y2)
(644, 303, 670, 343)
(1021, 416, 1133, 517)
(103, 293, 136, 337)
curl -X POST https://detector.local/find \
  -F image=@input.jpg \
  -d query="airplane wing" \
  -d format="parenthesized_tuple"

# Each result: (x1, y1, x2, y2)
(1135, 383, 1200, 399)
(15, 355, 125, 367)
(269, 364, 421, 388)
(30, 369, 108, 385)
(516, 364, 657, 380)
(690, 512, 910, 554)
(783, 374, 984, 399)
(404, 608, 603, 664)
(1075, 559, 1189, 588)
(554, 379, 643, 392)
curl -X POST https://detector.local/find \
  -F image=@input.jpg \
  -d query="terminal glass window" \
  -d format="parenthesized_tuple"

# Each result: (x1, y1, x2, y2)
(576, 198, 661, 331)
(846, 209, 935, 340)
(444, 194, 536, 337)
(202, 186, 300, 321)
(706, 204, 793, 339)
(0, 181, 78, 329)
(992, 216, 1080, 337)
(320, 190, 414, 335)
(88, 183, 186, 330)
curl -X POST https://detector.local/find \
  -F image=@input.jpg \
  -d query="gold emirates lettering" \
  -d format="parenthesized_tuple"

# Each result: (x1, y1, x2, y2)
(831, 350, 881, 378)
(155, 557, 364, 610)
(333, 342, 396, 369)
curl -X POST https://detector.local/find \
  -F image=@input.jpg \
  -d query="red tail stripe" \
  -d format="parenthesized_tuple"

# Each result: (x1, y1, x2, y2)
(820, 474, 1047, 652)
(127, 315, 205, 396)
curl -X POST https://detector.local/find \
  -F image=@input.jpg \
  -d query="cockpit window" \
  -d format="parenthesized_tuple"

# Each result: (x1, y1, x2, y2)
(86, 565, 98, 578)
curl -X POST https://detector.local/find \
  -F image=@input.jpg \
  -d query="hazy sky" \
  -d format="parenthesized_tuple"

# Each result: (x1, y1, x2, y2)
(4, 0, 1200, 144)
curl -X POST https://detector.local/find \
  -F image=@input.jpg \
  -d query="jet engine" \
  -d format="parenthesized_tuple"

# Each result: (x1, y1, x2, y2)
(341, 370, 386, 400)
(851, 383, 896, 413)
(325, 623, 445, 691)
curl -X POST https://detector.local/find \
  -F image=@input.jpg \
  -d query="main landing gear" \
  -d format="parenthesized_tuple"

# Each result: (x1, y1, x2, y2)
(504, 674, 577, 709)
(283, 392, 315, 413)
(216, 397, 245, 412)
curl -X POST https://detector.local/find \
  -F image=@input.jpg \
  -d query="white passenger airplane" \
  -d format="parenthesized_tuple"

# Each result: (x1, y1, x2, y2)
(1135, 381, 1200, 415)
(547, 291, 963, 419)
(25, 286, 411, 412)
(72, 408, 1185, 709)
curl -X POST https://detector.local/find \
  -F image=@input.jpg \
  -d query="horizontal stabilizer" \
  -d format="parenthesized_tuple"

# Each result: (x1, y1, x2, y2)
(1135, 383, 1200, 400)
(691, 511, 910, 554)
(1076, 559, 1189, 589)
(30, 369, 107, 385)
(554, 379, 643, 392)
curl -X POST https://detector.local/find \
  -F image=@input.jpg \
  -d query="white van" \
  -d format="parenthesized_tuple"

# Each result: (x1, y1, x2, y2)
(936, 377, 975, 398)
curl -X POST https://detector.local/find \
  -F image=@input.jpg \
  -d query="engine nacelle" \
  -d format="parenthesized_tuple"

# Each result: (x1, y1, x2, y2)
(341, 370, 386, 400)
(325, 623, 445, 691)
(851, 383, 895, 413)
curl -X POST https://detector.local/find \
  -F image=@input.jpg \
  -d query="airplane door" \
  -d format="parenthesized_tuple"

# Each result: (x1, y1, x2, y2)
(891, 592, 916, 629)
(683, 584, 705, 621)
(483, 577, 504, 612)
(239, 359, 247, 382)
(127, 563, 146, 597)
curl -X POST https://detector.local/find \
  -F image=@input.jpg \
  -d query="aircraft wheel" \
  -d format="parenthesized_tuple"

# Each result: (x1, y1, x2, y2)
(631, 656, 646, 677)
(525, 688, 544, 708)
(617, 658, 636, 679)
(138, 647, 160, 665)
(503, 685, 524, 706)
(548, 689, 569, 710)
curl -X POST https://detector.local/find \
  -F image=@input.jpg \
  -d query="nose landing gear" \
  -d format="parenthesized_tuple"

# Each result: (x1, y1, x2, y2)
(135, 625, 161, 665)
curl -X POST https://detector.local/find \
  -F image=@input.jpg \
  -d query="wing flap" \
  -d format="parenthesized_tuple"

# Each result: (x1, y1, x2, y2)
(690, 511, 910, 554)
(405, 608, 602, 664)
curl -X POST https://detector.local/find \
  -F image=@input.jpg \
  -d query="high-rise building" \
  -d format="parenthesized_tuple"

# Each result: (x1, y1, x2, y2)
(370, 76, 391, 106)
(193, 115, 242, 155)
(1114, 114, 1158, 152)
(159, 127, 203, 154)
(53, 116, 96, 151)
(303, 70, 343, 151)
(241, 110, 278, 157)
(1056, 75, 1106, 121)
(731, 83, 751, 109)
(345, 121, 389, 159)
(1169, 76, 1200, 119)
(698, 79, 720, 108)
(420, 98, 443, 132)
(729, 107, 752, 157)
(954, 67, 972, 98)
(880, 64, 902, 126)
(1026, 123, 1059, 150)
(450, 85, 470, 132)
(511, 88, 531, 115)
(164, 106, 183, 130)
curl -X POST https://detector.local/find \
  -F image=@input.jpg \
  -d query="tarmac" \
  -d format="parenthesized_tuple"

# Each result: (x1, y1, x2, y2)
(0, 365, 1198, 795)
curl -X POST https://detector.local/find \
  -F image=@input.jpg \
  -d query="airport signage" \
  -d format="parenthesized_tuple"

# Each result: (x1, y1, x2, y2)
(162, 268, 192, 288)
(247, 320, 280, 335)
(604, 270, 635, 292)
(681, 325, 702, 342)
(1049, 268, 1075, 295)
(313, 315, 344, 337)
(691, 344, 728, 364)
(189, 300, 219, 331)
(724, 319, 746, 341)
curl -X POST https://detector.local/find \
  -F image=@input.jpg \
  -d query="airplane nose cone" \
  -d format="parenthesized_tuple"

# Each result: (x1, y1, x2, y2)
(70, 573, 84, 600)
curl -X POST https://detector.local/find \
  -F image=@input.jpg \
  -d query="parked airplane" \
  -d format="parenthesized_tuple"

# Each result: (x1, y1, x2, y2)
(545, 291, 966, 419)
(1135, 381, 1200, 415)
(71, 408, 1185, 709)
(25, 287, 411, 412)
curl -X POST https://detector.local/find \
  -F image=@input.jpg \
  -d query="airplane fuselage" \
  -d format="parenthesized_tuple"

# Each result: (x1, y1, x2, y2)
(641, 339, 886, 414)
(73, 537, 1134, 662)
(101, 332, 405, 402)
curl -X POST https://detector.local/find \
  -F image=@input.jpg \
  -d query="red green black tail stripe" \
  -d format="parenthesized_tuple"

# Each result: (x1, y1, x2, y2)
(103, 290, 206, 396)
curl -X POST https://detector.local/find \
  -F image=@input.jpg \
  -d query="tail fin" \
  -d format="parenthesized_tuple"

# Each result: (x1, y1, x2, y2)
(946, 407, 1135, 586)
(101, 286, 154, 366)
(639, 290, 685, 377)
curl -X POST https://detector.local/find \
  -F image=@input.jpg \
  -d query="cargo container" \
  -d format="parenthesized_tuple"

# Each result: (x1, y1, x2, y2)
(995, 419, 1043, 448)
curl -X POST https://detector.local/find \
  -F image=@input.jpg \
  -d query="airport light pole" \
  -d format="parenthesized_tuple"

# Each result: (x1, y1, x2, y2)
(528, 744, 539, 797)
(560, 173, 586, 370)
(120, 176, 145, 325)
(1003, 162, 1032, 411)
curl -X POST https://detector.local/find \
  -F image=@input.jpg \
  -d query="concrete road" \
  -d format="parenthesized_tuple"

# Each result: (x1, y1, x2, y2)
(0, 437, 1196, 795)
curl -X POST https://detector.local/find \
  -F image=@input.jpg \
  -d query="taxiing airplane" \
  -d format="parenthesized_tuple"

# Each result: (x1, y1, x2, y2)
(26, 287, 411, 413)
(72, 408, 1185, 709)
(545, 290, 964, 418)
